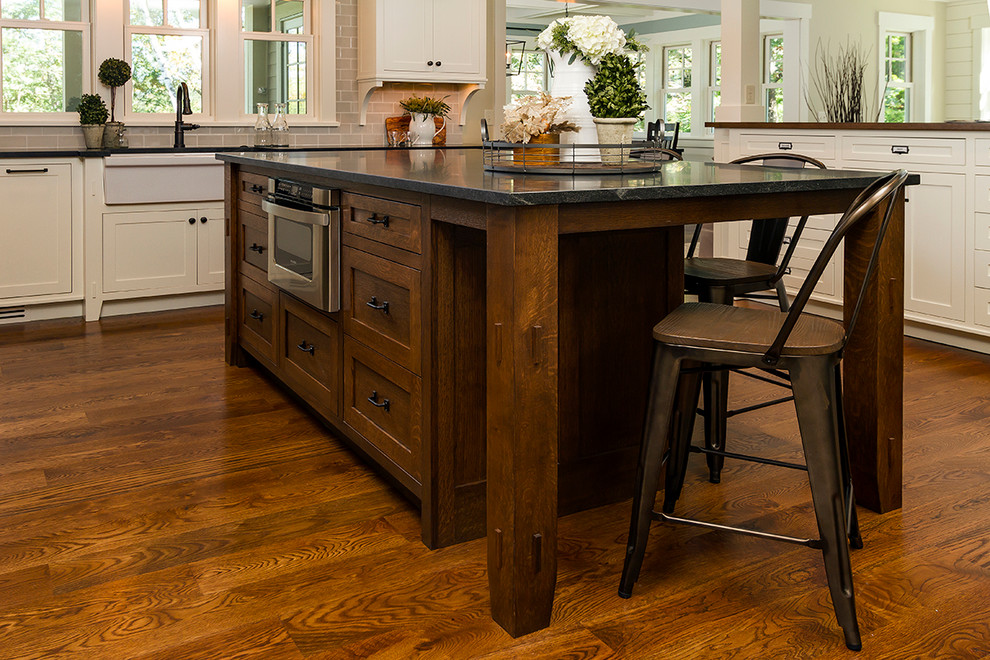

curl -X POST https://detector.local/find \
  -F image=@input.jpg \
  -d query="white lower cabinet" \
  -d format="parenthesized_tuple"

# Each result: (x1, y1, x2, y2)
(0, 163, 73, 300)
(103, 207, 224, 294)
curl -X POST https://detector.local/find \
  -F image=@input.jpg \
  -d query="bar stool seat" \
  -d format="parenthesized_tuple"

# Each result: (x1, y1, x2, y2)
(654, 303, 844, 355)
(684, 257, 780, 287)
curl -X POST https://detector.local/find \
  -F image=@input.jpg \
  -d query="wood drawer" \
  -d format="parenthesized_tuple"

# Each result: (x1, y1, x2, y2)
(239, 274, 277, 366)
(343, 337, 422, 483)
(280, 293, 341, 418)
(239, 208, 269, 281)
(976, 289, 990, 328)
(342, 192, 422, 254)
(977, 213, 990, 252)
(238, 171, 269, 212)
(342, 247, 421, 373)
(840, 136, 965, 167)
(976, 251, 990, 290)
(976, 139, 990, 168)
(737, 133, 835, 161)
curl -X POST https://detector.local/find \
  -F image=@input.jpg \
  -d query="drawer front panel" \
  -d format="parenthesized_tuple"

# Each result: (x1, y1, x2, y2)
(976, 252, 990, 290)
(239, 275, 277, 365)
(976, 289, 990, 328)
(281, 294, 341, 418)
(840, 136, 965, 167)
(977, 213, 990, 252)
(238, 171, 268, 213)
(342, 247, 421, 373)
(240, 210, 269, 281)
(737, 133, 835, 161)
(343, 337, 422, 482)
(975, 176, 990, 214)
(342, 192, 422, 253)
(975, 139, 990, 167)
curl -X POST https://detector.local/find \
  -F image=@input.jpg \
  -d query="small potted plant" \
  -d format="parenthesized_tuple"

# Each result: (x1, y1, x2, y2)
(98, 57, 131, 148)
(584, 53, 649, 164)
(77, 94, 108, 149)
(399, 95, 450, 146)
(499, 93, 579, 166)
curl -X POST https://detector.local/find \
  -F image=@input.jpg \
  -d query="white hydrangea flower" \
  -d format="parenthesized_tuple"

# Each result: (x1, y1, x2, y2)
(536, 15, 628, 66)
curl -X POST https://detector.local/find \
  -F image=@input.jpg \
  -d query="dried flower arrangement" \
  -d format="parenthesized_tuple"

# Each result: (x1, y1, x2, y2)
(536, 15, 645, 66)
(805, 39, 881, 122)
(500, 93, 579, 144)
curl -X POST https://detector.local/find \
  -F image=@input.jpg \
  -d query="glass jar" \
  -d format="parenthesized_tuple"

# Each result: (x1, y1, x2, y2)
(271, 102, 289, 147)
(254, 103, 271, 146)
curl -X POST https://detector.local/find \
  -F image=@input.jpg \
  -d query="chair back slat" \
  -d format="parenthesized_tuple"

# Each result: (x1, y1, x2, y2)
(761, 169, 910, 366)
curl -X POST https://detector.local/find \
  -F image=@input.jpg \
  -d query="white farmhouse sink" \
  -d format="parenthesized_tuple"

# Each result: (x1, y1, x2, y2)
(104, 152, 224, 205)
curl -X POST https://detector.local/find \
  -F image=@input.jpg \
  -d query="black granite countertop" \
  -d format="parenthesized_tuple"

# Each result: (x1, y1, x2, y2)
(217, 149, 919, 206)
(0, 144, 479, 159)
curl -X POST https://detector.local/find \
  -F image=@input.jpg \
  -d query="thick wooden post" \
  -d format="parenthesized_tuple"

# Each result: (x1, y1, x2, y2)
(486, 204, 559, 636)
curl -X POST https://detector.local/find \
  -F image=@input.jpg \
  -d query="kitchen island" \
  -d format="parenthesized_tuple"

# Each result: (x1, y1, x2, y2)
(219, 148, 911, 637)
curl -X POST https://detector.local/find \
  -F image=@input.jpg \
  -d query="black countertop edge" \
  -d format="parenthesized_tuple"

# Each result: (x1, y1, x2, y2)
(0, 144, 481, 159)
(216, 152, 921, 207)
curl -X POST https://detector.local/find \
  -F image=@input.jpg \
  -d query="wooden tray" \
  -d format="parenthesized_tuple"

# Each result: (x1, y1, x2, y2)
(385, 115, 446, 146)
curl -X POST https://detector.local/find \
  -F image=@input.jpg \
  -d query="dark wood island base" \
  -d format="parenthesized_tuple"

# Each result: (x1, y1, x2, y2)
(220, 150, 910, 637)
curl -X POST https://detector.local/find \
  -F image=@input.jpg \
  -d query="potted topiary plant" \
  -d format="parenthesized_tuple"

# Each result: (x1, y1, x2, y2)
(77, 94, 109, 149)
(584, 53, 649, 164)
(399, 95, 451, 146)
(98, 58, 131, 148)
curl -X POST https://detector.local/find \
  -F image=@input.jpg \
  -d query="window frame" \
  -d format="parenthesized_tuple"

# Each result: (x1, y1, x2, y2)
(762, 33, 784, 123)
(877, 11, 934, 123)
(0, 1, 91, 122)
(707, 40, 721, 128)
(881, 31, 911, 123)
(661, 43, 693, 134)
(505, 37, 547, 104)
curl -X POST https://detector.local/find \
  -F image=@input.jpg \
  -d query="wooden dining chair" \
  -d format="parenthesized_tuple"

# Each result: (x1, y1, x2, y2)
(646, 121, 680, 151)
(687, 152, 828, 484)
(618, 170, 909, 651)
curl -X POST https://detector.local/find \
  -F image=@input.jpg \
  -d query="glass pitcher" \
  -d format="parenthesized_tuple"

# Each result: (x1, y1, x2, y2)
(271, 102, 289, 147)
(254, 103, 271, 146)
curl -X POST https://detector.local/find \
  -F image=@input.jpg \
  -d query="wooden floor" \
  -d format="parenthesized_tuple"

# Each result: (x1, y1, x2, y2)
(1, 306, 988, 659)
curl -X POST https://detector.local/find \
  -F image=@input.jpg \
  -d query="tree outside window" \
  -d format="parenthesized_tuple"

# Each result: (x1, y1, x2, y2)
(0, 0, 86, 114)
(663, 45, 691, 132)
(883, 33, 910, 123)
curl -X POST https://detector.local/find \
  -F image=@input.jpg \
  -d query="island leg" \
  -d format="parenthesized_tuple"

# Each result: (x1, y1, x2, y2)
(842, 190, 905, 513)
(486, 204, 559, 637)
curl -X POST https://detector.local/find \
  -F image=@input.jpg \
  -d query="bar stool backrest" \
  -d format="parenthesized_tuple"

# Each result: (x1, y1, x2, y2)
(761, 169, 910, 366)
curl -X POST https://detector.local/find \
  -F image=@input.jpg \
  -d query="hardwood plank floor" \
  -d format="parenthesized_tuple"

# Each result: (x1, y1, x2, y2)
(1, 306, 988, 658)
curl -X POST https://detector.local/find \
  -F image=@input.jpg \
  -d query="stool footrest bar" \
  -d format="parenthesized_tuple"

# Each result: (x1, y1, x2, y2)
(689, 445, 808, 471)
(654, 511, 823, 549)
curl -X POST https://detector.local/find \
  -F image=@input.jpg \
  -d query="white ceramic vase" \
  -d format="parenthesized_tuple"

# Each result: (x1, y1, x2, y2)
(593, 118, 637, 165)
(548, 50, 597, 161)
(409, 113, 444, 146)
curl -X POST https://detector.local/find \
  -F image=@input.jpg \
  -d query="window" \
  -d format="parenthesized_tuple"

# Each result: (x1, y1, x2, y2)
(763, 35, 784, 122)
(882, 32, 910, 123)
(127, 0, 208, 115)
(708, 41, 721, 124)
(0, 0, 88, 114)
(507, 41, 546, 103)
(662, 45, 692, 132)
(242, 0, 312, 116)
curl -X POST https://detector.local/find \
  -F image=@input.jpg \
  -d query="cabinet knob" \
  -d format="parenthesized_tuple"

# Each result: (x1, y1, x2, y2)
(188, 217, 196, 224)
(435, 61, 441, 67)
(200, 216, 208, 223)
(427, 60, 434, 66)
(367, 390, 391, 412)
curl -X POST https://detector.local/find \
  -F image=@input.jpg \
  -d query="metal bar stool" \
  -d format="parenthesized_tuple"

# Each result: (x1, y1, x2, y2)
(686, 152, 828, 484)
(618, 170, 909, 651)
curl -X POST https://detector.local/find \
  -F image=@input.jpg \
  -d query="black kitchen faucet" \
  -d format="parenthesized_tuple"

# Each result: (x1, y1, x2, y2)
(173, 82, 200, 148)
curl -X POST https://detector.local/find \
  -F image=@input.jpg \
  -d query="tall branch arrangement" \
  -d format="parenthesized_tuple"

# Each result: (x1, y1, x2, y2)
(806, 39, 880, 123)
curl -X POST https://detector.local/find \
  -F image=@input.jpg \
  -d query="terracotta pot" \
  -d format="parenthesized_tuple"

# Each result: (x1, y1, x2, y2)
(513, 133, 560, 167)
(81, 124, 105, 149)
(593, 118, 638, 164)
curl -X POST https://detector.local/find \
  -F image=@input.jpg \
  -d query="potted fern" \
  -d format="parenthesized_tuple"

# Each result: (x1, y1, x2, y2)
(584, 53, 649, 163)
(98, 58, 131, 148)
(77, 94, 108, 149)
(399, 95, 450, 146)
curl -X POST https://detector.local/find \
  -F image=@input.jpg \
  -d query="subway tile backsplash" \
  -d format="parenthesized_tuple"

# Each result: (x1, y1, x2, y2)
(3, 0, 467, 150)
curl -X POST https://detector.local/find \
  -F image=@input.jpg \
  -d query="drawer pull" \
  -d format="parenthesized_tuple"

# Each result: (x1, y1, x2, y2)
(5, 167, 48, 174)
(249, 183, 265, 193)
(249, 243, 265, 253)
(249, 309, 264, 321)
(297, 340, 315, 355)
(366, 213, 390, 228)
(778, 142, 793, 151)
(366, 296, 390, 314)
(367, 390, 391, 412)
(891, 145, 909, 155)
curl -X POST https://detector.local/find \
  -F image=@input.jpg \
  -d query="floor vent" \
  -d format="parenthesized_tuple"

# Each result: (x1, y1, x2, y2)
(0, 306, 27, 320)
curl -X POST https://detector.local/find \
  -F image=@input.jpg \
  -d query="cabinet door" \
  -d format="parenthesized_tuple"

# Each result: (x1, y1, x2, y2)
(197, 207, 225, 286)
(903, 172, 966, 321)
(103, 211, 197, 293)
(431, 0, 483, 76)
(0, 164, 72, 299)
(380, 0, 432, 74)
